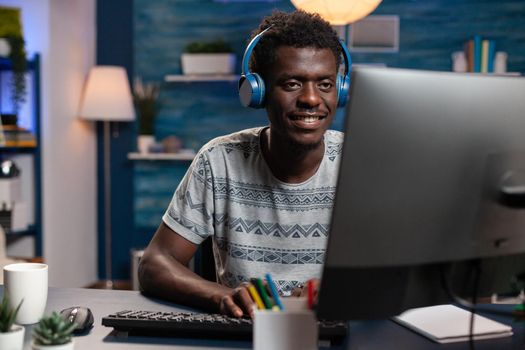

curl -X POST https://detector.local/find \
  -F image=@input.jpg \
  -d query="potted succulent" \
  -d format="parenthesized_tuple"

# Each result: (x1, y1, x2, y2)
(32, 312, 76, 350)
(181, 39, 236, 75)
(133, 77, 160, 153)
(0, 294, 24, 350)
(0, 6, 27, 113)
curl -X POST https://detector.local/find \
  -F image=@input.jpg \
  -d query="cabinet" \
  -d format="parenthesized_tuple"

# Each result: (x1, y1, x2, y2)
(0, 54, 42, 257)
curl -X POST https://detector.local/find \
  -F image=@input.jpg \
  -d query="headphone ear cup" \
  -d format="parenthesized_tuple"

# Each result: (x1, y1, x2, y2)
(336, 74, 351, 108)
(239, 73, 266, 108)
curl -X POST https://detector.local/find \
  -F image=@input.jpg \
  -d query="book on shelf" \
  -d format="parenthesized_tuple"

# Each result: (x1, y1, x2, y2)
(481, 39, 489, 73)
(0, 125, 37, 148)
(487, 40, 496, 73)
(473, 35, 482, 73)
(464, 39, 474, 72)
(462, 36, 497, 73)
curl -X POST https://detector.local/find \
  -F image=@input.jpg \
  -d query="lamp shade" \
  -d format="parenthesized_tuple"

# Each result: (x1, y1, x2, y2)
(291, 0, 383, 25)
(79, 66, 135, 121)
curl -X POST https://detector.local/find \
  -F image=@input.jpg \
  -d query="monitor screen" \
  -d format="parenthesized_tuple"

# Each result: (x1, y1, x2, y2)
(317, 67, 525, 320)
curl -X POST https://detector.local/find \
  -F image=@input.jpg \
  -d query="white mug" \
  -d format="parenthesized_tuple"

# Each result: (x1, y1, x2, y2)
(253, 297, 318, 350)
(3, 263, 48, 324)
(451, 51, 467, 73)
(494, 51, 508, 74)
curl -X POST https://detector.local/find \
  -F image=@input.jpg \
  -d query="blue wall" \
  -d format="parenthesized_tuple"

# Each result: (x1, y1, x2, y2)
(122, 0, 525, 279)
(132, 0, 297, 248)
(353, 0, 525, 71)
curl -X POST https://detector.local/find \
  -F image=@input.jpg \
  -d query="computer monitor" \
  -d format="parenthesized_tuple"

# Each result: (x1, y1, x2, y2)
(317, 66, 525, 320)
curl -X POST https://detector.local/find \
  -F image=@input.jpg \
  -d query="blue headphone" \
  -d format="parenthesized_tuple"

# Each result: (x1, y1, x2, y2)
(238, 27, 352, 109)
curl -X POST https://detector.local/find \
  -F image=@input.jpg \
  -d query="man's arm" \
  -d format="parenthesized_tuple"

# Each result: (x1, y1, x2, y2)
(138, 222, 255, 317)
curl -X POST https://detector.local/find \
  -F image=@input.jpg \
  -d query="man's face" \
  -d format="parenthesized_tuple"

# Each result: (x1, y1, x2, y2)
(265, 46, 338, 150)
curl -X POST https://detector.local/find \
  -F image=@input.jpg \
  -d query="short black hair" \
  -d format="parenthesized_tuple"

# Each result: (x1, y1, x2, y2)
(248, 10, 342, 79)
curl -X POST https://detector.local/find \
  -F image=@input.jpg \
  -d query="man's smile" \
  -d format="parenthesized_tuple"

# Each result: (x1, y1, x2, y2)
(289, 112, 327, 128)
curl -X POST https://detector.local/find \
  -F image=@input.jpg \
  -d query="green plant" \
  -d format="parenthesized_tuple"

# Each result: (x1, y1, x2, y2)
(0, 294, 23, 332)
(185, 39, 233, 53)
(32, 312, 76, 346)
(133, 77, 160, 135)
(0, 7, 27, 113)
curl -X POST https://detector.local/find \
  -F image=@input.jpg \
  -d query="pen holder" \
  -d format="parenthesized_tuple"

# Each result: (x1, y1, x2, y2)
(253, 297, 318, 350)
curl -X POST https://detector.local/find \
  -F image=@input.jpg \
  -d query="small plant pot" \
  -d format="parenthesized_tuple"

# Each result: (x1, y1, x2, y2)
(0, 324, 25, 350)
(137, 134, 155, 154)
(31, 339, 74, 350)
(0, 38, 11, 57)
(181, 53, 236, 75)
(1, 113, 18, 126)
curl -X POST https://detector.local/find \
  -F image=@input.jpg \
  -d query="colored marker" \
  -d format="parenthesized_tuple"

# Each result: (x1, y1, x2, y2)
(254, 278, 273, 309)
(307, 279, 314, 310)
(265, 273, 284, 311)
(247, 283, 265, 310)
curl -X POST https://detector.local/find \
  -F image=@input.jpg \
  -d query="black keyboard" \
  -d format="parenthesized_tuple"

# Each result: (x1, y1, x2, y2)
(102, 310, 348, 343)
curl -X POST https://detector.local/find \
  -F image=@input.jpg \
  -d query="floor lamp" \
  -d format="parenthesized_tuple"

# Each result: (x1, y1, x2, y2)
(79, 66, 135, 289)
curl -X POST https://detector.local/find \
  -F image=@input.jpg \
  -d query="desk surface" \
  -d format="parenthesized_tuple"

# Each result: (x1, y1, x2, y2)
(0, 287, 523, 349)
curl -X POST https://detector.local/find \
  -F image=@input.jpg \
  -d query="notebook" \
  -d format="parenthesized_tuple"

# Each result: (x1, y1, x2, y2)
(393, 304, 513, 344)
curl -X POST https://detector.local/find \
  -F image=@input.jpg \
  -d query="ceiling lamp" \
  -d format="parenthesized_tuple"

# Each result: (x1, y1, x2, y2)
(291, 0, 383, 25)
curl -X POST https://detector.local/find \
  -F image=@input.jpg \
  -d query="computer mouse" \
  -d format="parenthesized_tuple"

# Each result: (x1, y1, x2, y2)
(59, 306, 94, 334)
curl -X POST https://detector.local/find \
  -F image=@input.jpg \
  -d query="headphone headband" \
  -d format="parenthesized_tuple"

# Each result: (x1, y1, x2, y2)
(338, 38, 352, 78)
(241, 26, 272, 76)
(239, 27, 352, 109)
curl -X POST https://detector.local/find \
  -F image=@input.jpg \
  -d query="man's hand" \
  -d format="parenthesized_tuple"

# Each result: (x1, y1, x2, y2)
(219, 279, 320, 317)
(218, 282, 257, 318)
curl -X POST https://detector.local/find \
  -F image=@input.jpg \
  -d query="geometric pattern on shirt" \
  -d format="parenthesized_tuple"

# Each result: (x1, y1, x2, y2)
(229, 217, 329, 238)
(184, 191, 211, 220)
(217, 137, 342, 163)
(192, 154, 213, 190)
(275, 279, 306, 296)
(169, 209, 210, 238)
(222, 271, 304, 295)
(326, 141, 343, 161)
(216, 238, 324, 264)
(213, 179, 336, 211)
(221, 141, 259, 158)
(193, 133, 343, 192)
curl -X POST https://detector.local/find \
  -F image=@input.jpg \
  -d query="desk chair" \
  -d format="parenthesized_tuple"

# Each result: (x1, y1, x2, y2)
(195, 237, 216, 282)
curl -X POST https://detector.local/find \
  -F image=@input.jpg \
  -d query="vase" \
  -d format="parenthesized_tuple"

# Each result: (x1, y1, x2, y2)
(137, 135, 155, 154)
(0, 325, 25, 350)
(451, 51, 467, 73)
(0, 38, 10, 57)
(494, 51, 508, 74)
(31, 339, 74, 350)
(181, 53, 236, 75)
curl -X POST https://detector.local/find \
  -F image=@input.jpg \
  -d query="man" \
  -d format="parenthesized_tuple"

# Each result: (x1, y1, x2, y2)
(139, 10, 346, 318)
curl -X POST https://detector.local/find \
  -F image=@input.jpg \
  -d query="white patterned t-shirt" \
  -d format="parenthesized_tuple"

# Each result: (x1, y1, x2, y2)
(163, 127, 343, 295)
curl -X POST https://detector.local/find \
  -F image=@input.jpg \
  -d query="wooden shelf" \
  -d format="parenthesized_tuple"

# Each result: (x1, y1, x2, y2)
(0, 146, 38, 152)
(0, 55, 39, 70)
(164, 74, 239, 82)
(128, 151, 196, 161)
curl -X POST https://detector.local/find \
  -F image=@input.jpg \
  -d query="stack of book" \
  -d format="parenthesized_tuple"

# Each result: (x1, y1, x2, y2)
(0, 125, 37, 147)
(464, 36, 496, 73)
